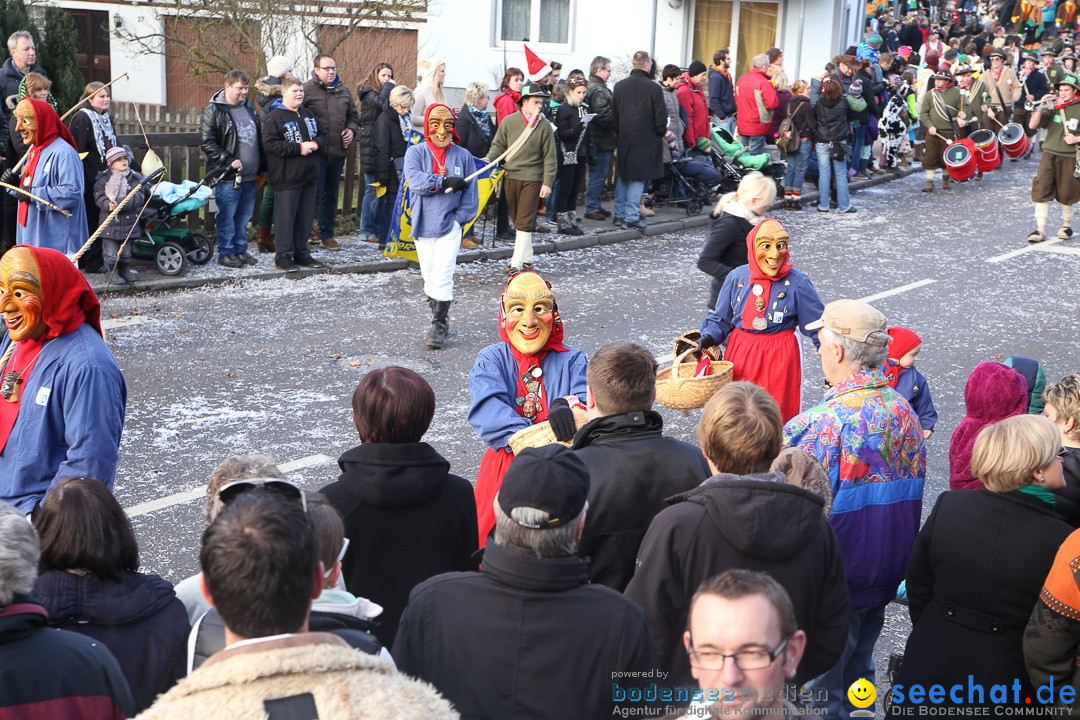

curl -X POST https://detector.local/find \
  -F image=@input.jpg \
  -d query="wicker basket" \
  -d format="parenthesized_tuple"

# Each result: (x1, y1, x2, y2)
(655, 347, 734, 412)
(508, 406, 588, 455)
(672, 330, 724, 362)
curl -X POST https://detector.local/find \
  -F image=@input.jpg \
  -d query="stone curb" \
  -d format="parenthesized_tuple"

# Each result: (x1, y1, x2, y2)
(91, 164, 921, 296)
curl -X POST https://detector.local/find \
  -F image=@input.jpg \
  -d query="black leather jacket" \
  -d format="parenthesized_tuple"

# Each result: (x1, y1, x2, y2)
(199, 88, 266, 173)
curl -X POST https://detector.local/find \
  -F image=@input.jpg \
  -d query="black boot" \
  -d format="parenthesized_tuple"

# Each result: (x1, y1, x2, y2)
(117, 261, 137, 284)
(425, 299, 451, 349)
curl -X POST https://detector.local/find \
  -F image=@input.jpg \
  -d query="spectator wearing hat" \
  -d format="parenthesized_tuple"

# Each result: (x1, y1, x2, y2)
(611, 50, 667, 230)
(676, 60, 711, 152)
(93, 145, 146, 284)
(784, 299, 925, 720)
(392, 444, 657, 720)
(982, 48, 1022, 122)
(1027, 73, 1080, 243)
(948, 362, 1029, 491)
(553, 75, 591, 236)
(918, 69, 962, 192)
(252, 54, 295, 254)
(734, 54, 779, 155)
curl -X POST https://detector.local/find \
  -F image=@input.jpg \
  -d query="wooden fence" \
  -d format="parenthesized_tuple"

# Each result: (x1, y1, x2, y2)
(111, 104, 202, 135)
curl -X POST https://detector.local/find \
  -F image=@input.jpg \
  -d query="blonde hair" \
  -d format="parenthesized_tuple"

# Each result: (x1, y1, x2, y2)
(770, 68, 791, 92)
(791, 80, 809, 96)
(390, 84, 415, 110)
(464, 81, 489, 107)
(1044, 373, 1080, 442)
(714, 171, 776, 216)
(697, 382, 782, 475)
(971, 415, 1061, 492)
(417, 58, 447, 104)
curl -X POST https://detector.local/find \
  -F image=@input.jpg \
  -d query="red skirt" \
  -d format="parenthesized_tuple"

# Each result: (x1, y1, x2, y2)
(474, 447, 515, 548)
(726, 327, 803, 422)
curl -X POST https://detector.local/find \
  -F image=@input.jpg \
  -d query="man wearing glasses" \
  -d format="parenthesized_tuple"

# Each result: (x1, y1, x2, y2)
(680, 570, 807, 718)
(303, 53, 361, 251)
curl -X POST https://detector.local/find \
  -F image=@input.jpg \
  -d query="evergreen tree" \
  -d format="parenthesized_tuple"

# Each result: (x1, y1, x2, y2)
(0, 0, 40, 74)
(38, 6, 83, 110)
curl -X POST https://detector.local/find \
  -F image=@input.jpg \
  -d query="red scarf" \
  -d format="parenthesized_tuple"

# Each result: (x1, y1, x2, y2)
(497, 272, 568, 425)
(16, 99, 78, 227)
(423, 103, 460, 175)
(1056, 95, 1079, 111)
(883, 325, 922, 389)
(0, 246, 103, 450)
(739, 219, 792, 331)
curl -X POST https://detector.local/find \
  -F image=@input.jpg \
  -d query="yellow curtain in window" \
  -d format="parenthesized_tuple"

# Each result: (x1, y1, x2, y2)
(693, 0, 734, 69)
(735, 2, 779, 78)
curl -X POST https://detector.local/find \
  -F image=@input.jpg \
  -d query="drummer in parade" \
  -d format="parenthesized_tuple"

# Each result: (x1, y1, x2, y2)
(981, 49, 1022, 124)
(1027, 73, 1080, 243)
(956, 65, 995, 180)
(919, 69, 963, 193)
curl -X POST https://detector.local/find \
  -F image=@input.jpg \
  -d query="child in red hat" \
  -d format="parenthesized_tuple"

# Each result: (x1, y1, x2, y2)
(883, 326, 937, 438)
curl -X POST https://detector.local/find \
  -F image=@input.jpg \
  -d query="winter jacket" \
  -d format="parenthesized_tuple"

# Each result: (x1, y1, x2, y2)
(586, 75, 617, 151)
(1024, 528, 1080, 701)
(262, 100, 325, 191)
(784, 369, 926, 609)
(897, 490, 1073, 707)
(254, 76, 283, 119)
(1056, 448, 1080, 527)
(625, 471, 851, 688)
(734, 67, 779, 137)
(10, 138, 89, 254)
(0, 598, 134, 718)
(93, 168, 148, 242)
(786, 94, 816, 140)
(708, 65, 737, 119)
(554, 100, 592, 160)
(892, 364, 938, 432)
(492, 88, 521, 125)
(392, 541, 658, 719)
(698, 202, 756, 309)
(34, 569, 189, 714)
(0, 324, 127, 514)
(571, 410, 709, 591)
(135, 633, 457, 720)
(68, 108, 116, 205)
(612, 69, 667, 182)
(456, 103, 495, 158)
(815, 95, 853, 143)
(661, 84, 686, 161)
(302, 76, 361, 158)
(402, 142, 479, 238)
(855, 67, 884, 121)
(357, 81, 394, 172)
(371, 103, 410, 187)
(198, 88, 265, 174)
(1003, 356, 1046, 414)
(0, 58, 46, 103)
(676, 73, 710, 148)
(487, 111, 557, 185)
(949, 362, 1029, 491)
(319, 441, 478, 648)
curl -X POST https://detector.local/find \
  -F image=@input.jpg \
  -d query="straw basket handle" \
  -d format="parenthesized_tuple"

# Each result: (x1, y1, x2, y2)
(671, 347, 697, 373)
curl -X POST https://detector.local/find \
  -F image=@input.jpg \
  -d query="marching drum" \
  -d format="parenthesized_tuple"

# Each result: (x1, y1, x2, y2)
(944, 138, 978, 182)
(969, 129, 1001, 173)
(998, 123, 1032, 159)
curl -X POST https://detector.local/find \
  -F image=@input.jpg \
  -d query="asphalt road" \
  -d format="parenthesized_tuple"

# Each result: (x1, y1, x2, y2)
(98, 162, 1079, 691)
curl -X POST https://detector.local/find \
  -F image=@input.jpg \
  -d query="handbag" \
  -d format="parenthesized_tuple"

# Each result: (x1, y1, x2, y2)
(830, 141, 849, 162)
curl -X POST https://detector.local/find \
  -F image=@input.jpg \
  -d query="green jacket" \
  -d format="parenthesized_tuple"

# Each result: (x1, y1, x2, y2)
(487, 111, 557, 185)
(959, 79, 990, 129)
(1038, 99, 1080, 157)
(1045, 64, 1067, 88)
(919, 85, 963, 138)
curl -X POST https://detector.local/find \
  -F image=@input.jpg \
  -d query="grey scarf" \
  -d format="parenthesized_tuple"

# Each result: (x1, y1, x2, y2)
(80, 107, 116, 161)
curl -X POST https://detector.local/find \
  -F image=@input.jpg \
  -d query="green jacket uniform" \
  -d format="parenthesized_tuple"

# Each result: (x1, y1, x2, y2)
(960, 79, 991, 129)
(487, 111, 557, 185)
(1045, 63, 1067, 87)
(919, 85, 963, 138)
(1037, 99, 1080, 157)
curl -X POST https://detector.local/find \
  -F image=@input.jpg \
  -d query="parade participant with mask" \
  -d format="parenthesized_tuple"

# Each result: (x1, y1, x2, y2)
(468, 271, 587, 546)
(918, 69, 963, 193)
(403, 103, 478, 350)
(2, 99, 88, 254)
(698, 219, 823, 422)
(0, 245, 126, 514)
(1027, 74, 1080, 243)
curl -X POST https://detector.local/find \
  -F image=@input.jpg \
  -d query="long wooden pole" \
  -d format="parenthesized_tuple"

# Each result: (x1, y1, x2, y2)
(0, 180, 72, 217)
(445, 112, 541, 193)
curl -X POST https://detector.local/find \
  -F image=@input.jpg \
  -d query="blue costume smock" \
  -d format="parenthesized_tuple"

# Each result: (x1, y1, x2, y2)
(700, 265, 824, 347)
(11, 140, 89, 254)
(403, 143, 479, 238)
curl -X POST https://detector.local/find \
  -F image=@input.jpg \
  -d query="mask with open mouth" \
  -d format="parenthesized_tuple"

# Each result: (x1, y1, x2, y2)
(501, 272, 558, 356)
(0, 246, 45, 342)
(13, 99, 36, 147)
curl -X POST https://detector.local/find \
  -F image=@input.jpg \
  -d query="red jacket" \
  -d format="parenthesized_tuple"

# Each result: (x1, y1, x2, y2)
(675, 73, 710, 148)
(493, 89, 521, 125)
(734, 67, 779, 137)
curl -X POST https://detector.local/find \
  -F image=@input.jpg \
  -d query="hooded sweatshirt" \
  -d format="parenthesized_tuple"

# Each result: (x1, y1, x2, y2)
(624, 471, 851, 689)
(261, 98, 325, 190)
(949, 362, 1029, 490)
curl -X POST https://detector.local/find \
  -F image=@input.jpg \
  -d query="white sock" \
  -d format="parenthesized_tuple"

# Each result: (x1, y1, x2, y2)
(1035, 202, 1049, 229)
(925, 169, 936, 181)
(1063, 204, 1073, 227)
(511, 231, 532, 268)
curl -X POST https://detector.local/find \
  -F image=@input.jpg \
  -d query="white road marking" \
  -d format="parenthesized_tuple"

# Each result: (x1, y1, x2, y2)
(124, 453, 335, 518)
(101, 315, 157, 331)
(857, 279, 938, 303)
(1033, 244, 1080, 256)
(986, 238, 1065, 263)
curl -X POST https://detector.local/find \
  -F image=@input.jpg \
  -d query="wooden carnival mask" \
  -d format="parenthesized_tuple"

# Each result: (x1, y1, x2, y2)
(0, 246, 45, 343)
(13, 98, 37, 147)
(752, 219, 790, 278)
(426, 105, 455, 150)
(502, 272, 555, 355)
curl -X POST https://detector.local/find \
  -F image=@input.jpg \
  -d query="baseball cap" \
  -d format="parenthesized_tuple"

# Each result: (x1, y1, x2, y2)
(805, 299, 888, 346)
(497, 445, 590, 529)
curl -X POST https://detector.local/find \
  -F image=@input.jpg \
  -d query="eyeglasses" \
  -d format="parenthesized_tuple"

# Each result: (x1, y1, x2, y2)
(687, 636, 791, 672)
(217, 477, 307, 513)
(318, 66, 337, 72)
(324, 537, 350, 579)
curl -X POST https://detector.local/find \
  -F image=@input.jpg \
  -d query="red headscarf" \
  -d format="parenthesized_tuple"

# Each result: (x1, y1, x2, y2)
(17, 99, 78, 227)
(0, 246, 103, 450)
(423, 103, 460, 175)
(883, 325, 922, 389)
(740, 218, 792, 331)
(498, 271, 568, 425)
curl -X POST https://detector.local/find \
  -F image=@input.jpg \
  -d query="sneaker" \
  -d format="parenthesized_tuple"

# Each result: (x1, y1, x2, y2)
(584, 211, 607, 221)
(625, 219, 647, 230)
(852, 173, 869, 180)
(612, 217, 626, 228)
(1058, 226, 1074, 240)
(218, 255, 243, 268)
(363, 235, 380, 244)
(817, 207, 829, 213)
(841, 206, 857, 214)
(321, 237, 341, 251)
(1028, 230, 1048, 243)
(237, 253, 257, 266)
(296, 256, 327, 268)
(275, 255, 299, 272)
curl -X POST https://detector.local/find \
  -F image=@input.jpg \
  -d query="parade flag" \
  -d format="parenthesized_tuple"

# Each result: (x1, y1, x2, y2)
(383, 155, 504, 262)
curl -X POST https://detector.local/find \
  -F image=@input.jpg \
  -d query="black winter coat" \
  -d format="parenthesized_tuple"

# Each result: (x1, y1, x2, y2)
(1056, 447, 1080, 526)
(199, 89, 266, 174)
(357, 81, 393, 171)
(787, 94, 817, 138)
(301, 77, 361, 158)
(261, 101, 326, 191)
(319, 441, 478, 648)
(571, 410, 709, 592)
(896, 490, 1074, 707)
(456, 103, 496, 158)
(624, 472, 851, 689)
(612, 69, 667, 182)
(585, 75, 616, 151)
(392, 541, 659, 719)
(33, 569, 189, 714)
(93, 169, 148, 242)
(371, 104, 409, 187)
(699, 206, 755, 309)
(855, 68, 884, 120)
(815, 96, 853, 143)
(554, 100, 592, 161)
(0, 58, 46, 103)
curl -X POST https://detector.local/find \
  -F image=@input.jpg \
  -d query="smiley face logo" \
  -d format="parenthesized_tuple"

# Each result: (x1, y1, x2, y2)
(847, 678, 877, 709)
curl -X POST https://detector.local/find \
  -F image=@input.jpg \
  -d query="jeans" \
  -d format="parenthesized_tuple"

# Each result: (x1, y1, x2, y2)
(545, 174, 561, 223)
(359, 172, 380, 237)
(614, 177, 646, 222)
(784, 139, 813, 190)
(585, 149, 614, 212)
(258, 182, 275, 229)
(674, 152, 722, 188)
(314, 154, 345, 240)
(849, 122, 866, 174)
(807, 604, 887, 719)
(214, 179, 257, 257)
(739, 134, 767, 155)
(717, 116, 736, 136)
(816, 143, 851, 211)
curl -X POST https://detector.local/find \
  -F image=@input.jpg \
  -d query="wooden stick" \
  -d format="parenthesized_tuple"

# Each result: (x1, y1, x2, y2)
(445, 113, 541, 193)
(0, 180, 73, 217)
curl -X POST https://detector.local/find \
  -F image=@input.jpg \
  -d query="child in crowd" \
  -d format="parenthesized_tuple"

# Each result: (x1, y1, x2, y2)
(93, 145, 146, 285)
(1042, 373, 1080, 525)
(883, 326, 937, 438)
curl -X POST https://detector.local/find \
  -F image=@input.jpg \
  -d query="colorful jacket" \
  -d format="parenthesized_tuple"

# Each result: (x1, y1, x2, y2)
(1024, 528, 1080, 703)
(893, 365, 938, 432)
(784, 369, 926, 608)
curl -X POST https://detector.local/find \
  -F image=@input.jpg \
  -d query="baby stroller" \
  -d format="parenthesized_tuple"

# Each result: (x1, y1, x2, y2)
(131, 166, 229, 276)
(651, 154, 717, 215)
(709, 125, 787, 197)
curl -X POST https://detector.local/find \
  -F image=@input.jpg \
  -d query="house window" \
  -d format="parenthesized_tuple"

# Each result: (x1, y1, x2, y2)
(499, 0, 571, 46)
(692, 0, 779, 79)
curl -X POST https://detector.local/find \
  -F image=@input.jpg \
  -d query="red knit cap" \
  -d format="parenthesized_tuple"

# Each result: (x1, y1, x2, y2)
(887, 326, 922, 362)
